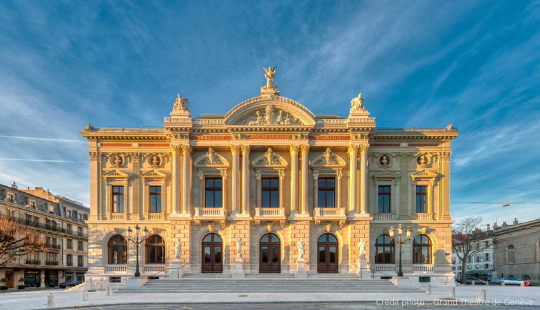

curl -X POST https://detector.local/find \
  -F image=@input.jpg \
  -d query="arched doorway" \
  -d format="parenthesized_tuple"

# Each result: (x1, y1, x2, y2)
(201, 233, 223, 273)
(260, 233, 280, 273)
(317, 233, 338, 273)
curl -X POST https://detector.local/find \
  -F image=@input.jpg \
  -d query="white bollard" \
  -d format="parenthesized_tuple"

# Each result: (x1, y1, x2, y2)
(106, 286, 113, 296)
(425, 284, 431, 295)
(448, 286, 455, 298)
(485, 281, 489, 286)
(47, 294, 56, 308)
(81, 290, 88, 301)
(478, 289, 486, 302)
(472, 280, 475, 285)
(501, 282, 505, 286)
(520, 282, 525, 287)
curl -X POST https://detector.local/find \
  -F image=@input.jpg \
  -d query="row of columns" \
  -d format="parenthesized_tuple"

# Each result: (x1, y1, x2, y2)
(348, 144, 369, 215)
(172, 144, 192, 214)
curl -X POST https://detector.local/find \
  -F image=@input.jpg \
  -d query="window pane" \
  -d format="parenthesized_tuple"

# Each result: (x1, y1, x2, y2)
(203, 235, 212, 242)
(262, 179, 269, 187)
(319, 247, 325, 262)
(326, 191, 335, 208)
(214, 179, 222, 188)
(272, 246, 279, 262)
(271, 234, 279, 242)
(329, 247, 336, 263)
(327, 179, 334, 188)
(262, 191, 270, 208)
(318, 234, 327, 242)
(156, 196, 161, 212)
(261, 247, 268, 263)
(204, 247, 211, 263)
(206, 179, 214, 187)
(261, 235, 269, 242)
(328, 234, 337, 242)
(213, 234, 222, 242)
(206, 191, 214, 208)
(214, 247, 222, 263)
(270, 191, 279, 208)
(271, 179, 279, 188)
(214, 191, 222, 208)
(318, 191, 326, 208)
(318, 179, 325, 188)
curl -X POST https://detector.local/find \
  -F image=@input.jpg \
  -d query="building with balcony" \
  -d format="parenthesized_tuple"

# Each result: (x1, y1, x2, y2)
(81, 69, 458, 286)
(0, 183, 89, 288)
(451, 226, 494, 282)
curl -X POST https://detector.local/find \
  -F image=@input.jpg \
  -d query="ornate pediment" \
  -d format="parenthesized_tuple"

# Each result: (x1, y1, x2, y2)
(141, 170, 168, 179)
(238, 105, 302, 126)
(253, 148, 287, 168)
(194, 148, 230, 169)
(103, 170, 129, 178)
(411, 170, 439, 181)
(312, 148, 346, 168)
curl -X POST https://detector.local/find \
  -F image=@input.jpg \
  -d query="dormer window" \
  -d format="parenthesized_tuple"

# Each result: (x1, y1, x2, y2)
(30, 201, 36, 208)
(7, 194, 14, 203)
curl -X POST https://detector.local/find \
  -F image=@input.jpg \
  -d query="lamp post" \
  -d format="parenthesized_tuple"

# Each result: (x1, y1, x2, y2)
(127, 224, 149, 277)
(389, 224, 411, 277)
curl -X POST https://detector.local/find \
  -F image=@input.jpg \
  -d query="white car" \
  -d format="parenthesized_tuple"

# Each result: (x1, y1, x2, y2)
(496, 277, 524, 285)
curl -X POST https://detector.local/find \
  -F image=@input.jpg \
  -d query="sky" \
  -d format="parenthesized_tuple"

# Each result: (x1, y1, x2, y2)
(0, 0, 539, 227)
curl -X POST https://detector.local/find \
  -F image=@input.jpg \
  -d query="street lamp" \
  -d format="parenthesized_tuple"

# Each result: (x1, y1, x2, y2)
(127, 224, 149, 277)
(389, 224, 412, 277)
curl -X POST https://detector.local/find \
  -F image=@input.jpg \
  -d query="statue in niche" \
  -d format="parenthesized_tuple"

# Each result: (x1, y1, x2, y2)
(380, 155, 389, 166)
(417, 155, 426, 166)
(112, 154, 123, 167)
(236, 236, 244, 259)
(174, 238, 182, 260)
(358, 239, 366, 261)
(173, 94, 189, 112)
(297, 238, 306, 261)
(151, 155, 160, 167)
(351, 93, 366, 112)
(263, 66, 277, 88)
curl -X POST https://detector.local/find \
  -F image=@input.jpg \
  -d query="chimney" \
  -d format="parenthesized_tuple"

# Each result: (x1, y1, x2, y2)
(487, 224, 491, 231)
(513, 218, 518, 225)
(47, 189, 50, 194)
(36, 187, 43, 191)
(493, 223, 497, 229)
(11, 181, 18, 189)
(502, 221, 507, 228)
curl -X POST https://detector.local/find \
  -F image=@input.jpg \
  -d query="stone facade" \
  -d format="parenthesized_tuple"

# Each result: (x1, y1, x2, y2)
(81, 69, 458, 286)
(0, 183, 89, 288)
(492, 218, 540, 283)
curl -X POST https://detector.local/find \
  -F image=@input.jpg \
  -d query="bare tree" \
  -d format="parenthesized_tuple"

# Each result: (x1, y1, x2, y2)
(0, 215, 46, 266)
(452, 216, 492, 285)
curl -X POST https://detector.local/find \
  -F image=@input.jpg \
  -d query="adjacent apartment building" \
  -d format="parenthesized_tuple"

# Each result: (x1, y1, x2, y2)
(81, 68, 459, 286)
(451, 226, 494, 281)
(0, 183, 89, 288)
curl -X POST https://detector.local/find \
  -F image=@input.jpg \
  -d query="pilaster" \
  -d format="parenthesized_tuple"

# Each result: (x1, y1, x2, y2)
(359, 145, 369, 214)
(181, 145, 192, 215)
(300, 145, 309, 215)
(171, 145, 182, 214)
(289, 145, 300, 216)
(88, 151, 100, 221)
(440, 152, 452, 220)
(241, 145, 250, 215)
(230, 145, 241, 216)
(131, 153, 141, 220)
(347, 145, 359, 216)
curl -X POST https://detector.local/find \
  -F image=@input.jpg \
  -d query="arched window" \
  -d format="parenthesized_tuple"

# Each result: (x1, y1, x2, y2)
(146, 235, 165, 264)
(375, 234, 394, 264)
(108, 235, 127, 264)
(413, 235, 432, 264)
(507, 245, 515, 264)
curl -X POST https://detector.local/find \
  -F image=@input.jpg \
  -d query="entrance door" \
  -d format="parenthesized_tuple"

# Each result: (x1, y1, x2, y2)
(5, 272, 13, 288)
(260, 233, 280, 273)
(317, 233, 338, 273)
(201, 233, 223, 273)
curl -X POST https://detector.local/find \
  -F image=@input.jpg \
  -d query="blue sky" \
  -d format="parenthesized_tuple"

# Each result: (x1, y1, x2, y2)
(0, 1, 539, 226)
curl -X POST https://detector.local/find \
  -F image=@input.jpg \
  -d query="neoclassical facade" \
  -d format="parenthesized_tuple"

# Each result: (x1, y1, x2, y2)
(81, 69, 458, 286)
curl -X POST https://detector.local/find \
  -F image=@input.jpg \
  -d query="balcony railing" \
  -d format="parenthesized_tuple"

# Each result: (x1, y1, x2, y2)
(106, 265, 128, 273)
(254, 208, 285, 219)
(66, 262, 73, 266)
(111, 214, 125, 220)
(376, 214, 392, 220)
(313, 207, 346, 219)
(7, 216, 87, 237)
(194, 207, 226, 219)
(45, 261, 59, 266)
(26, 259, 41, 265)
(144, 265, 166, 273)
(45, 244, 62, 250)
(373, 265, 397, 273)
(416, 213, 433, 220)
(148, 213, 163, 220)
(413, 264, 434, 273)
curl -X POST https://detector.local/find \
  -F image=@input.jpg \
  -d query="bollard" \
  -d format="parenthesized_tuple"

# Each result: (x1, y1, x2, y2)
(81, 290, 88, 301)
(485, 281, 489, 286)
(47, 294, 56, 308)
(425, 284, 431, 295)
(501, 282, 505, 286)
(448, 286, 455, 298)
(472, 280, 475, 286)
(478, 289, 486, 302)
(106, 286, 113, 296)
(520, 282, 525, 287)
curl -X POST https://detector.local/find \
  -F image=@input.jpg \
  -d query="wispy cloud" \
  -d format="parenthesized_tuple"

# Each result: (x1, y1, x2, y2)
(0, 135, 86, 143)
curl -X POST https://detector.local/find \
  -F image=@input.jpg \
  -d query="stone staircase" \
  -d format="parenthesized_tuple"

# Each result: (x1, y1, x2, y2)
(117, 274, 421, 294)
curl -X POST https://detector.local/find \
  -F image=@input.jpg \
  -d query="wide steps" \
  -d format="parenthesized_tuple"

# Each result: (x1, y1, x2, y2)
(117, 277, 421, 294)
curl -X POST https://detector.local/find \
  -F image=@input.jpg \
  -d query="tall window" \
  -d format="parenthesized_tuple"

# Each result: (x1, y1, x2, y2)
(413, 235, 432, 264)
(67, 239, 73, 249)
(507, 245, 515, 264)
(375, 234, 394, 264)
(262, 178, 279, 208)
(146, 235, 165, 264)
(205, 178, 222, 208)
(378, 186, 390, 213)
(66, 254, 73, 266)
(318, 178, 335, 208)
(416, 186, 427, 213)
(150, 186, 162, 213)
(108, 235, 127, 264)
(112, 186, 124, 213)
(78, 255, 84, 267)
(78, 241, 83, 251)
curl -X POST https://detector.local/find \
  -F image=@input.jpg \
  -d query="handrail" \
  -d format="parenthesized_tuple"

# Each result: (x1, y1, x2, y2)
(147, 263, 188, 278)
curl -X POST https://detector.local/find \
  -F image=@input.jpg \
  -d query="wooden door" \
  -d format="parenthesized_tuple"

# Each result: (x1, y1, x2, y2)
(317, 233, 339, 273)
(260, 233, 280, 273)
(5, 272, 13, 288)
(201, 233, 223, 273)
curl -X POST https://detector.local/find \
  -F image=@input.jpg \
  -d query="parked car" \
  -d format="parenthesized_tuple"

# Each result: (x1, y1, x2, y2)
(58, 281, 81, 289)
(496, 277, 525, 286)
(456, 277, 485, 285)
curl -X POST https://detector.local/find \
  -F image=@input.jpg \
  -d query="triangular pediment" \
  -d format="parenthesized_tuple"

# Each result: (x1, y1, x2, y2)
(253, 148, 288, 168)
(194, 148, 230, 169)
(312, 148, 346, 169)
(373, 170, 400, 179)
(141, 170, 168, 179)
(103, 170, 129, 178)
(411, 170, 439, 181)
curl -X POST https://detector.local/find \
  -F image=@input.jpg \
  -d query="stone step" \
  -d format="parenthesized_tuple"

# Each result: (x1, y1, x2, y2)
(117, 288, 421, 294)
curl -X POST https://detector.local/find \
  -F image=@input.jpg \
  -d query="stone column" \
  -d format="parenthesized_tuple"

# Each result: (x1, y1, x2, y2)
(313, 171, 319, 210)
(88, 151, 100, 220)
(440, 152, 452, 220)
(221, 170, 228, 211)
(347, 145, 358, 214)
(171, 145, 182, 214)
(359, 145, 369, 214)
(231, 145, 241, 215)
(241, 145, 250, 215)
(131, 153, 141, 220)
(181, 145, 192, 215)
(290, 145, 300, 215)
(300, 145, 309, 214)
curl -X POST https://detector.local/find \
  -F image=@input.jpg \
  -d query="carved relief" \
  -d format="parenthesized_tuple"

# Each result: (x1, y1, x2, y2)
(416, 152, 437, 168)
(240, 105, 302, 126)
(379, 155, 390, 167)
(253, 148, 287, 168)
(149, 154, 162, 168)
(194, 148, 229, 168)
(173, 94, 189, 112)
(312, 148, 345, 167)
(110, 153, 125, 168)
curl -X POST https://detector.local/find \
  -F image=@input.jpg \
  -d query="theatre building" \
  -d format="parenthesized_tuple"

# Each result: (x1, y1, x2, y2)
(81, 69, 458, 286)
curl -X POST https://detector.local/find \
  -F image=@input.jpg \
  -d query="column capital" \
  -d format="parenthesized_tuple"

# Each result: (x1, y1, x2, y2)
(359, 144, 369, 155)
(230, 144, 242, 155)
(89, 151, 101, 161)
(439, 151, 452, 161)
(278, 170, 285, 179)
(220, 169, 228, 179)
(131, 152, 141, 162)
(337, 169, 343, 179)
(290, 144, 301, 155)
(180, 144, 192, 155)
(241, 144, 250, 155)
(347, 145, 360, 156)
(300, 144, 309, 155)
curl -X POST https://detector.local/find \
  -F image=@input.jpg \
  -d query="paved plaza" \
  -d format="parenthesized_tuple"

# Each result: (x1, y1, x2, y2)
(0, 286, 538, 309)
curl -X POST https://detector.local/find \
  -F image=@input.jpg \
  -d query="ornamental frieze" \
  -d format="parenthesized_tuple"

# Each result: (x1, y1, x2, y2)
(240, 105, 302, 126)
